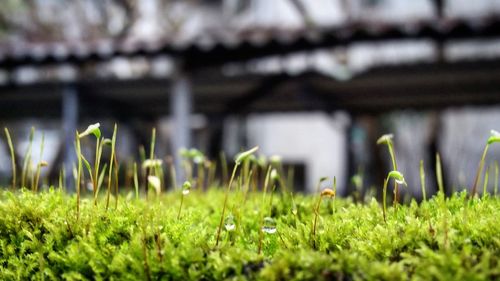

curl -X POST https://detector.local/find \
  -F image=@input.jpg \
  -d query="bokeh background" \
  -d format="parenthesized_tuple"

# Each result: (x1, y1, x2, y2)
(1, 0, 500, 197)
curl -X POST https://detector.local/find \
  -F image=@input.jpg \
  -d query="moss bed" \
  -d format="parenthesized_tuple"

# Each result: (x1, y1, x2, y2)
(0, 189, 498, 280)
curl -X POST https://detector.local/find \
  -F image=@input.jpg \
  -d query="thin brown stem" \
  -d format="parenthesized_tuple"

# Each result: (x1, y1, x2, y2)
(471, 144, 489, 198)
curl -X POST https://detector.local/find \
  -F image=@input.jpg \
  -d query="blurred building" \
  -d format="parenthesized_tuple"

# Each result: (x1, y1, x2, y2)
(1, 0, 500, 194)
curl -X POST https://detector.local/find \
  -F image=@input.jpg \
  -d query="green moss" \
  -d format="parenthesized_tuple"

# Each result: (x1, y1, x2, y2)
(0, 189, 498, 280)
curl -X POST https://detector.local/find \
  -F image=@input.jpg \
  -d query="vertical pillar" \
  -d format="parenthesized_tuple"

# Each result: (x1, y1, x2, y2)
(170, 69, 192, 185)
(62, 84, 78, 191)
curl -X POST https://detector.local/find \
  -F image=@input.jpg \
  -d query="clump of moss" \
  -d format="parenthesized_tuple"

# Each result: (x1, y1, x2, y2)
(0, 126, 499, 280)
(0, 189, 497, 280)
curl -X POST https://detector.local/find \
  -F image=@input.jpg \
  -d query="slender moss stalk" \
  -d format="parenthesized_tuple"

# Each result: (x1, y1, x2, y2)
(220, 151, 228, 186)
(495, 161, 499, 196)
(312, 177, 335, 249)
(420, 160, 426, 201)
(149, 128, 156, 160)
(263, 170, 279, 244)
(382, 171, 407, 223)
(471, 144, 489, 198)
(471, 130, 500, 197)
(377, 134, 400, 206)
(257, 166, 275, 254)
(242, 170, 253, 203)
(382, 178, 389, 223)
(96, 163, 107, 196)
(33, 133, 45, 192)
(267, 170, 280, 215)
(78, 123, 103, 205)
(4, 128, 16, 190)
(436, 153, 444, 196)
(21, 127, 35, 188)
(105, 124, 117, 211)
(215, 162, 239, 247)
(177, 181, 191, 219)
(139, 145, 147, 192)
(215, 146, 258, 247)
(146, 128, 156, 196)
(483, 163, 491, 198)
(59, 167, 64, 190)
(75, 131, 82, 220)
(134, 162, 139, 199)
(433, 153, 449, 248)
(114, 154, 119, 209)
(34, 160, 48, 192)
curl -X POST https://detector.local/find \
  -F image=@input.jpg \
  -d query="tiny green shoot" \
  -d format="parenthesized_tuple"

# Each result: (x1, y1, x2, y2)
(105, 124, 117, 210)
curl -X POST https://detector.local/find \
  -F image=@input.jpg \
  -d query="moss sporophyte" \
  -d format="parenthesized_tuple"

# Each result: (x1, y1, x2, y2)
(382, 170, 407, 223)
(377, 133, 400, 206)
(215, 146, 258, 247)
(311, 177, 335, 249)
(177, 181, 191, 219)
(471, 130, 500, 197)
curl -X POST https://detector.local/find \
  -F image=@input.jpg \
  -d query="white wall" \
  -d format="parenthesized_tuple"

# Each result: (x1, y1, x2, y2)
(245, 112, 349, 193)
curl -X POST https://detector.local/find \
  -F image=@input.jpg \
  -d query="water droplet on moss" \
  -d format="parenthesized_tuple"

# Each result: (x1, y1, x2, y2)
(262, 217, 276, 234)
(224, 215, 236, 231)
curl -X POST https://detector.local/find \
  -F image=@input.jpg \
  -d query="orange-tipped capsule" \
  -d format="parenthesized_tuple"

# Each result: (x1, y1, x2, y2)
(321, 188, 336, 198)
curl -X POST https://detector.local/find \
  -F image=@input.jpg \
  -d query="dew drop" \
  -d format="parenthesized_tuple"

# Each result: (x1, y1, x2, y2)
(262, 217, 276, 234)
(224, 214, 236, 232)
(182, 181, 191, 196)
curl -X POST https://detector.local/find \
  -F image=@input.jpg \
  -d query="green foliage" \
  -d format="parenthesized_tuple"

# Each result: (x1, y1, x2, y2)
(1, 127, 499, 280)
(0, 189, 497, 280)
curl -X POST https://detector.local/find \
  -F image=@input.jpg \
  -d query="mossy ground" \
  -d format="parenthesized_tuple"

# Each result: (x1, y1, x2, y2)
(0, 188, 498, 280)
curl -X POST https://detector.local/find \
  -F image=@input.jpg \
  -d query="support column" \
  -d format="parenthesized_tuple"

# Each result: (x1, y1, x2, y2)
(62, 84, 78, 191)
(170, 70, 192, 186)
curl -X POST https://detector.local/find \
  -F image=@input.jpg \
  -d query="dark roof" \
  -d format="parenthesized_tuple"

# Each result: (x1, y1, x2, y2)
(1, 18, 500, 69)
